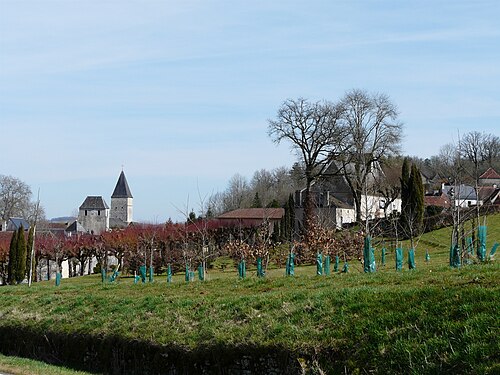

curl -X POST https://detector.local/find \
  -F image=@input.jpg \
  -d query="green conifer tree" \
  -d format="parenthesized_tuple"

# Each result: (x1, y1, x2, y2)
(400, 157, 411, 234)
(14, 226, 27, 283)
(288, 193, 295, 240)
(26, 226, 35, 283)
(252, 192, 262, 208)
(7, 229, 18, 285)
(280, 193, 296, 242)
(409, 164, 424, 237)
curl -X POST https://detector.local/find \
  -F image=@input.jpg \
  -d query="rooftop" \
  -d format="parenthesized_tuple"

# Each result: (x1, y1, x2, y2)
(479, 167, 500, 180)
(111, 171, 133, 198)
(218, 208, 285, 220)
(79, 196, 109, 210)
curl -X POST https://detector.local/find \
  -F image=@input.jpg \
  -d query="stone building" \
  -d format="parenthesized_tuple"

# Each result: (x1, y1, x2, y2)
(110, 171, 133, 228)
(73, 171, 133, 235)
(78, 196, 110, 235)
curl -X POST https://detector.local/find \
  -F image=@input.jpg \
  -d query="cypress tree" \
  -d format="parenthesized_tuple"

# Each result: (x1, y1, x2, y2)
(400, 158, 411, 236)
(7, 229, 18, 285)
(26, 226, 35, 283)
(410, 164, 424, 237)
(289, 194, 295, 234)
(15, 226, 27, 283)
(252, 192, 262, 208)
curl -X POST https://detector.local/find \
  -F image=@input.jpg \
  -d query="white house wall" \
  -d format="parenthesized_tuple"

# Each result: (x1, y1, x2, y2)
(359, 195, 401, 220)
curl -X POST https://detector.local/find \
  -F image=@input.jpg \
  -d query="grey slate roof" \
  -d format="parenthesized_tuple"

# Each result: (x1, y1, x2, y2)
(65, 220, 87, 233)
(111, 171, 133, 198)
(8, 217, 30, 231)
(442, 184, 477, 200)
(109, 217, 129, 229)
(79, 196, 109, 210)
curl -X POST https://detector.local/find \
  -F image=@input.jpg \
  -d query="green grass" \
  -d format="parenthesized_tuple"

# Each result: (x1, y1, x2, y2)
(0, 215, 499, 373)
(0, 353, 96, 375)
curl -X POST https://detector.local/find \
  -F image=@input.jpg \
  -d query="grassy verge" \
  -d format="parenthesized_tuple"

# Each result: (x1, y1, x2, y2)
(0, 262, 499, 373)
(0, 215, 498, 373)
(0, 353, 96, 375)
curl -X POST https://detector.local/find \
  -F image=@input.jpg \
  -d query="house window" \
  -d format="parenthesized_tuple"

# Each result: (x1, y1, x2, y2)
(98, 210, 101, 216)
(85, 210, 88, 216)
(379, 199, 386, 209)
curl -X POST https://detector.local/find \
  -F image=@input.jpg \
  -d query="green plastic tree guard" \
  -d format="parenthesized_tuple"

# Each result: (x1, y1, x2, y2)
(381, 248, 386, 265)
(185, 264, 190, 282)
(256, 257, 265, 277)
(425, 250, 430, 262)
(334, 255, 339, 272)
(101, 269, 106, 283)
(478, 226, 487, 261)
(238, 259, 246, 279)
(134, 275, 140, 284)
(363, 236, 376, 273)
(408, 249, 416, 269)
(316, 253, 323, 276)
(342, 262, 349, 273)
(190, 271, 195, 281)
(466, 237, 473, 255)
(450, 244, 461, 268)
(108, 270, 119, 283)
(490, 243, 498, 259)
(149, 266, 154, 283)
(323, 255, 331, 276)
(395, 248, 403, 271)
(55, 272, 61, 286)
(139, 265, 147, 283)
(198, 264, 204, 281)
(167, 264, 172, 283)
(286, 253, 295, 276)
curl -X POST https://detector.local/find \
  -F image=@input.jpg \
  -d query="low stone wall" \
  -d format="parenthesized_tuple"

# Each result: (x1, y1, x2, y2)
(0, 326, 305, 374)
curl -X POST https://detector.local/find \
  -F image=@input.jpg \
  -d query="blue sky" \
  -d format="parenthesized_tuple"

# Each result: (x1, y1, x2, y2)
(1, 0, 499, 222)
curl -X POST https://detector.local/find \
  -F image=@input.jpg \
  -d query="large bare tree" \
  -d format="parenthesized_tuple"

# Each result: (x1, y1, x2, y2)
(268, 98, 346, 231)
(339, 89, 403, 230)
(0, 175, 44, 223)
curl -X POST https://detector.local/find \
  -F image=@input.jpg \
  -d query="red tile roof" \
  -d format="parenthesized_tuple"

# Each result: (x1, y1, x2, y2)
(479, 167, 500, 179)
(218, 208, 284, 220)
(424, 193, 451, 208)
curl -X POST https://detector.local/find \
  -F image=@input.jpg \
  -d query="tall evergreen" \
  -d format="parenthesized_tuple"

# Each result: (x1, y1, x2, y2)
(7, 229, 18, 285)
(26, 226, 35, 283)
(281, 193, 295, 242)
(14, 226, 27, 283)
(401, 160, 424, 245)
(252, 192, 262, 208)
(288, 193, 295, 240)
(409, 164, 424, 237)
(400, 158, 411, 236)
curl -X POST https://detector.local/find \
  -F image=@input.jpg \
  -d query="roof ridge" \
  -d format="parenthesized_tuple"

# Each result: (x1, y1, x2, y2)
(111, 171, 133, 198)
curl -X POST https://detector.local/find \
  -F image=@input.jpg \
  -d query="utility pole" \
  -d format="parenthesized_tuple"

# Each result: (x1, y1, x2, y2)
(28, 189, 40, 287)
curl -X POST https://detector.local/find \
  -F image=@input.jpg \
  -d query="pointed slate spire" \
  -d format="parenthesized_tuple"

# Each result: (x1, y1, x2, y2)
(112, 171, 133, 198)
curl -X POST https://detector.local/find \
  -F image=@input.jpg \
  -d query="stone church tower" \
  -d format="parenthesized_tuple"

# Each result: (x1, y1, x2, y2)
(78, 196, 110, 235)
(110, 171, 133, 225)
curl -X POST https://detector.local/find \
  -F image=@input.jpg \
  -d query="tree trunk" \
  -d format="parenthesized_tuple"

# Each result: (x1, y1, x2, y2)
(303, 177, 314, 234)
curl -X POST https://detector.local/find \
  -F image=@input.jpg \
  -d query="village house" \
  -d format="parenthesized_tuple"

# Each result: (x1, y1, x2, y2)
(479, 167, 500, 187)
(217, 208, 284, 232)
(294, 160, 402, 230)
(0, 217, 30, 232)
(441, 184, 480, 208)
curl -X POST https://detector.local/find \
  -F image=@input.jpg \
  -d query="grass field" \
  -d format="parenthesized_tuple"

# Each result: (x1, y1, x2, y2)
(0, 354, 94, 375)
(0, 214, 498, 374)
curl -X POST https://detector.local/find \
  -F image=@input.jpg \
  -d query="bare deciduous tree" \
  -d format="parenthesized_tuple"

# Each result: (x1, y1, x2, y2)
(0, 175, 32, 221)
(339, 89, 403, 231)
(268, 98, 346, 231)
